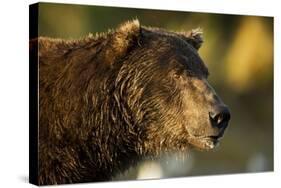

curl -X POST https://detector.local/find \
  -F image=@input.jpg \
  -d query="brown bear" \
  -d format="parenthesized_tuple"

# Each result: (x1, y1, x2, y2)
(30, 19, 230, 185)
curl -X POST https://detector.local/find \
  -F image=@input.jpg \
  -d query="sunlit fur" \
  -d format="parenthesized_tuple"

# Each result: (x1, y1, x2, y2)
(32, 19, 229, 185)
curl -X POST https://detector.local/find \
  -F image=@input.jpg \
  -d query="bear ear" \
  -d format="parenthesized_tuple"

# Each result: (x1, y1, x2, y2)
(183, 28, 203, 50)
(106, 19, 141, 65)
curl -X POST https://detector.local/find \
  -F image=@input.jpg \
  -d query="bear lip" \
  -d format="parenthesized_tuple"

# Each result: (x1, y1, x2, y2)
(188, 134, 222, 150)
(193, 133, 223, 140)
(200, 135, 220, 142)
(200, 136, 220, 149)
(208, 135, 222, 140)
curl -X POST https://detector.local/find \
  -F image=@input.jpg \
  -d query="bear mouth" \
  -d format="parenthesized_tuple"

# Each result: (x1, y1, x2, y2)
(201, 136, 221, 149)
(188, 135, 222, 150)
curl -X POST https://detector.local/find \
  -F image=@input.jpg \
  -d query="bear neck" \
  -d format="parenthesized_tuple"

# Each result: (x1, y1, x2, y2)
(77, 58, 143, 179)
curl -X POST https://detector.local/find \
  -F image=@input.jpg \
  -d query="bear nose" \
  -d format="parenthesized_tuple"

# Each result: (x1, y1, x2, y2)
(209, 105, 231, 129)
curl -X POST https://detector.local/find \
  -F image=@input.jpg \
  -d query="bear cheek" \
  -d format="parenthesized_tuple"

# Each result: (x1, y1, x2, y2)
(180, 82, 211, 136)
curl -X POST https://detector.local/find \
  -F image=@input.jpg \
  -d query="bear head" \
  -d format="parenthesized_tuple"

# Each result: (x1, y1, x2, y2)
(104, 19, 231, 156)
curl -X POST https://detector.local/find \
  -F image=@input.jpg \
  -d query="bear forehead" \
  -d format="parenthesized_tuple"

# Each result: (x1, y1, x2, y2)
(140, 28, 209, 77)
(141, 28, 201, 59)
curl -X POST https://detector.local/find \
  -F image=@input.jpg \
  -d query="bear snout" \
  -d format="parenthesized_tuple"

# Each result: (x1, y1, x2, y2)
(209, 105, 231, 133)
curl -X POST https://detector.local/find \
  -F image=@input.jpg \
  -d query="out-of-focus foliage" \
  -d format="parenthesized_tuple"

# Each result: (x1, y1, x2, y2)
(38, 3, 273, 179)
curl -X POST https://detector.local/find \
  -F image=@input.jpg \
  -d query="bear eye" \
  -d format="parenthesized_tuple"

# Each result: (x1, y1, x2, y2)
(173, 73, 181, 79)
(172, 69, 184, 79)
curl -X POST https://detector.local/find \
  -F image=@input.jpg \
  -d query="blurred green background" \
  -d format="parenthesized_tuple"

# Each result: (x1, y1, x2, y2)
(37, 2, 273, 180)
